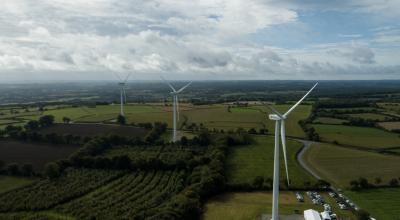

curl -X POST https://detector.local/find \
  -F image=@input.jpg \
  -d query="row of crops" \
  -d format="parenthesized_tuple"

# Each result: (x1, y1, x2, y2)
(57, 170, 186, 219)
(0, 133, 227, 219)
(0, 168, 124, 212)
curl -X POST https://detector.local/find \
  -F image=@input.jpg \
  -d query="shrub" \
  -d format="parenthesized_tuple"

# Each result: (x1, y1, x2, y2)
(44, 162, 61, 179)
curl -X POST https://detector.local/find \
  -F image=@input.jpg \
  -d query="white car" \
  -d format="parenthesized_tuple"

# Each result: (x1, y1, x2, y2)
(338, 203, 347, 210)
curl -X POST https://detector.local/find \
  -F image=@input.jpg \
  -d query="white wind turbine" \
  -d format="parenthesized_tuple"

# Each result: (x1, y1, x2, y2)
(161, 77, 192, 142)
(115, 73, 131, 116)
(267, 83, 318, 220)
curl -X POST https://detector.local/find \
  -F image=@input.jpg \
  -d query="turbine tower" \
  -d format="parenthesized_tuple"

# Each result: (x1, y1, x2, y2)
(115, 73, 131, 116)
(161, 77, 192, 142)
(267, 83, 318, 220)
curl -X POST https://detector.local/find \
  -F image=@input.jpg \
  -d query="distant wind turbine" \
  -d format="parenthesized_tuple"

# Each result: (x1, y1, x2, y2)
(114, 73, 131, 117)
(161, 77, 192, 142)
(267, 83, 318, 220)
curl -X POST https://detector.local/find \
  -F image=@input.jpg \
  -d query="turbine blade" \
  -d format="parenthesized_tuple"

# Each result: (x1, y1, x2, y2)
(177, 81, 192, 93)
(281, 120, 290, 186)
(123, 73, 132, 83)
(114, 72, 122, 81)
(176, 96, 180, 121)
(160, 76, 176, 92)
(283, 83, 318, 118)
(264, 103, 284, 119)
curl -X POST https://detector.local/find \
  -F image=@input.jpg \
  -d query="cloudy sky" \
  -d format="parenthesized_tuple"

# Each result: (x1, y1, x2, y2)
(0, 0, 400, 81)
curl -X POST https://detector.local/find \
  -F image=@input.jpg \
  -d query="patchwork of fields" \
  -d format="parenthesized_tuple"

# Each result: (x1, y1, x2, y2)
(0, 103, 312, 138)
(312, 124, 400, 149)
(226, 136, 316, 188)
(302, 143, 400, 187)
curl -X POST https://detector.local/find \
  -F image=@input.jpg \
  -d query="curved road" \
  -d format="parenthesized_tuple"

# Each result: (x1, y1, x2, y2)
(291, 139, 322, 180)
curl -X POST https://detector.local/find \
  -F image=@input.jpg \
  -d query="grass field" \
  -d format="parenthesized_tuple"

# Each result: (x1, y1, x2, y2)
(226, 136, 316, 188)
(302, 143, 400, 187)
(346, 188, 400, 220)
(313, 117, 348, 125)
(0, 140, 80, 171)
(4, 104, 311, 138)
(378, 121, 400, 131)
(0, 176, 34, 194)
(313, 124, 400, 148)
(202, 192, 355, 220)
(346, 113, 393, 121)
(39, 123, 149, 138)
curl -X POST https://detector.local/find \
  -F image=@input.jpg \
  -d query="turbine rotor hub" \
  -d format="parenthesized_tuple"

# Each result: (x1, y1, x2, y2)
(269, 114, 282, 121)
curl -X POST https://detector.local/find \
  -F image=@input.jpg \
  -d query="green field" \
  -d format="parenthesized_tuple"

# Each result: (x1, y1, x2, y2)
(0, 176, 35, 194)
(302, 143, 400, 187)
(3, 104, 311, 138)
(226, 136, 316, 188)
(313, 117, 348, 125)
(346, 188, 400, 220)
(346, 113, 393, 121)
(203, 192, 355, 220)
(313, 124, 400, 148)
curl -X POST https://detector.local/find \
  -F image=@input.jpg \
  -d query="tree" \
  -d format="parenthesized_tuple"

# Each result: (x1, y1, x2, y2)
(44, 162, 60, 179)
(24, 120, 40, 131)
(117, 114, 126, 125)
(350, 180, 360, 190)
(252, 176, 264, 189)
(21, 164, 34, 176)
(62, 117, 71, 124)
(389, 178, 399, 187)
(181, 136, 188, 146)
(0, 160, 4, 171)
(374, 177, 382, 185)
(358, 177, 369, 189)
(7, 163, 19, 175)
(356, 210, 370, 220)
(39, 115, 55, 127)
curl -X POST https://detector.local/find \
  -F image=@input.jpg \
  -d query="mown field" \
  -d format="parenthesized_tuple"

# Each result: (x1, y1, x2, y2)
(202, 192, 355, 220)
(346, 188, 400, 220)
(313, 117, 348, 125)
(225, 136, 316, 188)
(1, 103, 311, 138)
(40, 123, 149, 138)
(312, 124, 400, 148)
(345, 113, 393, 121)
(302, 143, 400, 187)
(0, 140, 79, 171)
(378, 121, 400, 131)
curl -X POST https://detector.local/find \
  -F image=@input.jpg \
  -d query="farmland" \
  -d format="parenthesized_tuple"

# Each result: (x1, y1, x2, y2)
(0, 140, 79, 171)
(0, 132, 227, 219)
(225, 136, 317, 188)
(39, 123, 149, 138)
(0, 103, 311, 138)
(312, 124, 400, 149)
(202, 192, 355, 220)
(0, 176, 35, 194)
(302, 143, 400, 187)
(346, 188, 400, 220)
(313, 117, 348, 125)
(378, 121, 400, 131)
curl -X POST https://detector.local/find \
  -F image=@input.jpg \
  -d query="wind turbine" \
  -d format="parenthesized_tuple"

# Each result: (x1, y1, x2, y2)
(115, 73, 131, 116)
(161, 77, 192, 142)
(267, 83, 318, 220)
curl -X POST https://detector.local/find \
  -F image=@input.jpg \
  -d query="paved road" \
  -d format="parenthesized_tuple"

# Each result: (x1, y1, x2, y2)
(292, 138, 322, 180)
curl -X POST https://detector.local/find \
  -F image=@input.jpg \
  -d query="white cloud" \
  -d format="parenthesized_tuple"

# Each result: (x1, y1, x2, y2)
(0, 0, 398, 80)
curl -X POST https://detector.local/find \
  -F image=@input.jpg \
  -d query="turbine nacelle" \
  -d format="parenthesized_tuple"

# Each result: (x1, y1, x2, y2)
(269, 114, 284, 121)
